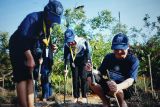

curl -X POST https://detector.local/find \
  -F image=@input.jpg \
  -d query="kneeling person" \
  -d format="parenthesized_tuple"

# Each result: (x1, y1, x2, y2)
(87, 33, 139, 107)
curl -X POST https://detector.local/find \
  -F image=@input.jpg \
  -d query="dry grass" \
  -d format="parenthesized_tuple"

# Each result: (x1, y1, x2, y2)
(0, 87, 17, 104)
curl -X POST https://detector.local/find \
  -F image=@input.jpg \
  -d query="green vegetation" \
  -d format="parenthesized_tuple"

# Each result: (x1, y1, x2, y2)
(0, 7, 160, 97)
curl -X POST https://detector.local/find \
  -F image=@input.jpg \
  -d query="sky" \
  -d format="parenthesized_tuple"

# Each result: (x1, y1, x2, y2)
(0, 0, 160, 36)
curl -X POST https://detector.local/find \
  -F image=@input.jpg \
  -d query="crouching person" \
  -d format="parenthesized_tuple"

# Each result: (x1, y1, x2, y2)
(86, 33, 139, 107)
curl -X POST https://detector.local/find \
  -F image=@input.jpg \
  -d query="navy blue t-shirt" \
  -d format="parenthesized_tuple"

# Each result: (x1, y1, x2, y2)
(10, 11, 44, 53)
(98, 53, 139, 83)
(9, 11, 53, 66)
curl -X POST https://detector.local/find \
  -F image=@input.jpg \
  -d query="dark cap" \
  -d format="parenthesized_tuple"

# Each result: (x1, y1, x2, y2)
(44, 0, 63, 24)
(111, 33, 129, 50)
(64, 29, 75, 43)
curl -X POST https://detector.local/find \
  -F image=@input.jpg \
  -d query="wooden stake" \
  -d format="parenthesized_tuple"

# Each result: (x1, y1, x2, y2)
(148, 54, 154, 96)
(143, 74, 147, 92)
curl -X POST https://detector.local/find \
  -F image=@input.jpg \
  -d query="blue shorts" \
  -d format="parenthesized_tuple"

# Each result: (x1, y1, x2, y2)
(9, 52, 32, 83)
(9, 36, 32, 83)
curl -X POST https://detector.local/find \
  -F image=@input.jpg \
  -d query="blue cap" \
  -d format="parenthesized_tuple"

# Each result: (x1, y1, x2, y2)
(111, 33, 129, 50)
(47, 13, 61, 24)
(44, 0, 63, 24)
(64, 29, 75, 43)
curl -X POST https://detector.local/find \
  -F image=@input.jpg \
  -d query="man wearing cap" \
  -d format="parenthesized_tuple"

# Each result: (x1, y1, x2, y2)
(9, 0, 63, 107)
(87, 33, 139, 107)
(63, 28, 92, 103)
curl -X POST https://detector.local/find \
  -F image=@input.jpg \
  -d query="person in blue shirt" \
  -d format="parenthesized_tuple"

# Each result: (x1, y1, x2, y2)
(9, 0, 63, 107)
(87, 33, 139, 107)
(63, 28, 92, 103)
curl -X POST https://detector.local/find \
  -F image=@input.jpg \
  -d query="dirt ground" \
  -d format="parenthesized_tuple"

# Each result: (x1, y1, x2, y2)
(55, 94, 102, 104)
(1, 86, 160, 107)
(54, 93, 160, 107)
(54, 94, 104, 107)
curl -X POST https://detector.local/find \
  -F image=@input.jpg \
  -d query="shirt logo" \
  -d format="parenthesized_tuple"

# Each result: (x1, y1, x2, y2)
(114, 65, 120, 71)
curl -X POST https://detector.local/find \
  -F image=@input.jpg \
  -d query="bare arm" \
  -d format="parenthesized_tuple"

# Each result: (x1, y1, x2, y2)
(89, 69, 134, 92)
(117, 78, 134, 90)
(107, 78, 134, 94)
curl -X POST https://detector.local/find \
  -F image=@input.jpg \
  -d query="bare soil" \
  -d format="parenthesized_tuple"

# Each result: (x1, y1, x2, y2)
(1, 87, 160, 107)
